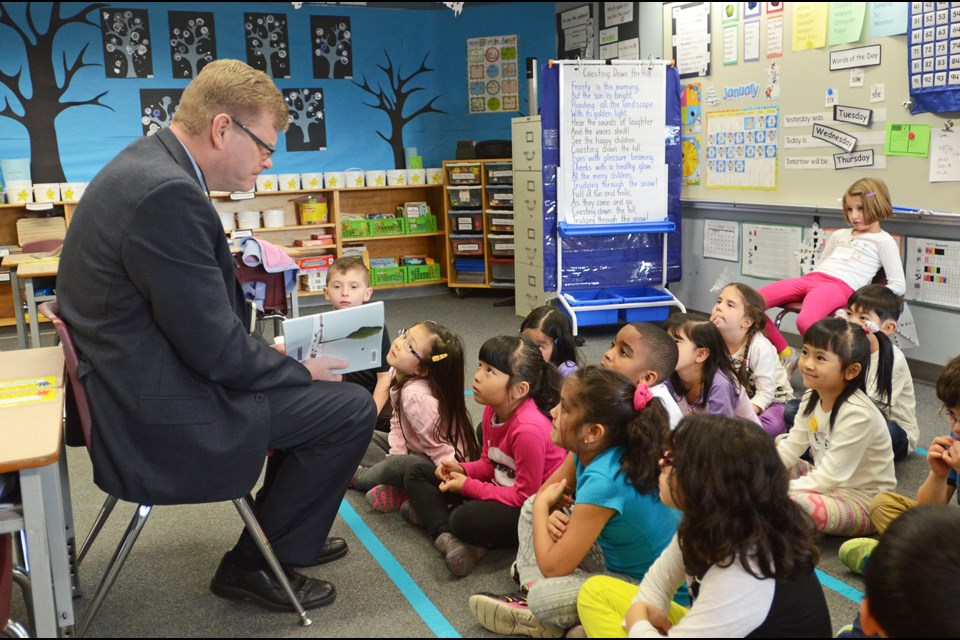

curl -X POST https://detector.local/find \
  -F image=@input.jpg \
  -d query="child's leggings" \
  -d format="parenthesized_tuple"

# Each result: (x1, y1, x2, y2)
(759, 272, 854, 353)
(576, 576, 687, 638)
(787, 460, 874, 536)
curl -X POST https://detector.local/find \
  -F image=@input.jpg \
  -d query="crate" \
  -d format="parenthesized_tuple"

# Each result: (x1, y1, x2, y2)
(486, 186, 514, 208)
(447, 186, 483, 208)
(446, 162, 482, 185)
(454, 271, 486, 284)
(449, 210, 483, 232)
(371, 266, 407, 286)
(484, 161, 513, 185)
(605, 287, 675, 322)
(488, 234, 515, 257)
(341, 219, 369, 238)
(406, 263, 441, 283)
(560, 290, 621, 327)
(450, 234, 484, 256)
(454, 257, 486, 272)
(488, 211, 515, 232)
(489, 258, 515, 281)
(368, 217, 404, 236)
(402, 215, 437, 234)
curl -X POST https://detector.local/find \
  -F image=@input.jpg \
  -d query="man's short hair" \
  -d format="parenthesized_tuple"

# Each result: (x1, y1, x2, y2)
(327, 256, 370, 285)
(627, 322, 680, 383)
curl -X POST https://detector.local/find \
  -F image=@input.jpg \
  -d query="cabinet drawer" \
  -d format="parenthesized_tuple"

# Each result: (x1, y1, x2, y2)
(513, 170, 542, 218)
(514, 259, 554, 318)
(512, 117, 542, 171)
(514, 225, 543, 265)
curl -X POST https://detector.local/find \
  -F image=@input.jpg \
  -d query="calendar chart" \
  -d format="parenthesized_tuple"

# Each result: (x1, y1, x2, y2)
(906, 237, 960, 311)
(740, 222, 803, 280)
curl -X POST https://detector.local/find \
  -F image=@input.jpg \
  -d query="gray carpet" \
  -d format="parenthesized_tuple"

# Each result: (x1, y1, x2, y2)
(4, 289, 948, 637)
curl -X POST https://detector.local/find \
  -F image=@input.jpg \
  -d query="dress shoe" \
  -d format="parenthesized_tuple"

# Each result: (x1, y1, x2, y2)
(210, 554, 335, 611)
(315, 536, 348, 564)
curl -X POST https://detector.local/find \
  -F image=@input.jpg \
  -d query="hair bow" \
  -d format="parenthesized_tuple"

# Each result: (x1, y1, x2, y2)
(633, 383, 654, 412)
(833, 308, 850, 320)
(863, 320, 881, 334)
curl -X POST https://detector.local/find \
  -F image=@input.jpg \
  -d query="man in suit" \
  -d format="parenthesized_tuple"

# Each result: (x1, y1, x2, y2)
(57, 59, 375, 611)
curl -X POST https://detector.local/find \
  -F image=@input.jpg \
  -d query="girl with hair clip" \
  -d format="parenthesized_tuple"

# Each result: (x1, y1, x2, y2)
(469, 366, 680, 638)
(778, 316, 897, 536)
(759, 178, 906, 376)
(520, 305, 583, 378)
(403, 335, 566, 577)
(352, 321, 479, 513)
(576, 415, 832, 638)
(663, 313, 761, 426)
(711, 283, 793, 436)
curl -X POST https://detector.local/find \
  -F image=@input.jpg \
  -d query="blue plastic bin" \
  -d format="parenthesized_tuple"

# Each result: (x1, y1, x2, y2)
(605, 287, 674, 322)
(559, 290, 621, 327)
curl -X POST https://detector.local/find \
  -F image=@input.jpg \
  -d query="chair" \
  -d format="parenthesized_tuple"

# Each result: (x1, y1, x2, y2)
(1, 534, 30, 638)
(37, 301, 312, 636)
(235, 259, 290, 338)
(774, 269, 888, 330)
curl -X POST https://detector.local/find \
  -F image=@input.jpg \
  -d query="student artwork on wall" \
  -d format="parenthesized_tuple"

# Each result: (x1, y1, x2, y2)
(140, 89, 183, 136)
(681, 83, 702, 131)
(244, 12, 289, 79)
(168, 11, 216, 79)
(905, 237, 960, 311)
(705, 106, 779, 189)
(311, 15, 352, 79)
(467, 35, 519, 113)
(101, 8, 153, 78)
(284, 88, 327, 151)
(682, 135, 701, 185)
(907, 3, 960, 114)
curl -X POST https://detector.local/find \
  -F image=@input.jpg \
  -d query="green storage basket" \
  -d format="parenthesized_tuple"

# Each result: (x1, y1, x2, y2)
(403, 215, 437, 234)
(341, 219, 369, 238)
(371, 266, 407, 286)
(406, 263, 441, 283)
(368, 218, 404, 236)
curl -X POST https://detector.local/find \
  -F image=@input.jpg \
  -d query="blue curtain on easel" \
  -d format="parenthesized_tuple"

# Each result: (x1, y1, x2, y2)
(540, 63, 682, 292)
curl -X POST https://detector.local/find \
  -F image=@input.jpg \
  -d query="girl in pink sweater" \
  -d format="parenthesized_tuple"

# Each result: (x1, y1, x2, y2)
(352, 321, 479, 513)
(404, 334, 566, 577)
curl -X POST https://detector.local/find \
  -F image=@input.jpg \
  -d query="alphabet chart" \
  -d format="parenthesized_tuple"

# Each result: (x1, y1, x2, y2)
(740, 222, 803, 280)
(905, 237, 960, 311)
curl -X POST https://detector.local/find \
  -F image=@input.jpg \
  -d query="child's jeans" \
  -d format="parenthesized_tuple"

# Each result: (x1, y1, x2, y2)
(353, 431, 432, 492)
(759, 272, 854, 353)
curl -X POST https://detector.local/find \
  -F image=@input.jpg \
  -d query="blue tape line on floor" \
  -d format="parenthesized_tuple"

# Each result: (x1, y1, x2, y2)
(916, 446, 928, 456)
(338, 500, 461, 638)
(815, 568, 863, 604)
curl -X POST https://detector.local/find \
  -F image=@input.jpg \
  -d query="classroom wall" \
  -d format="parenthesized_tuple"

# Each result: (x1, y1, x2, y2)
(0, 2, 555, 182)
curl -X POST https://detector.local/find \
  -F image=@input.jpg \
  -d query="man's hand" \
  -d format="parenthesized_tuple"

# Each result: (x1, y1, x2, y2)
(302, 356, 348, 382)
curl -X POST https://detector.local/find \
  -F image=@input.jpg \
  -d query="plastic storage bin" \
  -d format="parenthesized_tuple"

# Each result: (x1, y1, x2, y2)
(450, 234, 484, 256)
(489, 258, 515, 281)
(488, 211, 515, 232)
(368, 217, 404, 236)
(402, 215, 437, 234)
(449, 210, 483, 232)
(406, 263, 441, 283)
(484, 161, 513, 185)
(447, 186, 482, 208)
(605, 287, 675, 322)
(488, 234, 515, 257)
(446, 162, 482, 184)
(486, 185, 514, 208)
(454, 257, 486, 284)
(560, 290, 621, 327)
(371, 266, 407, 286)
(341, 218, 369, 238)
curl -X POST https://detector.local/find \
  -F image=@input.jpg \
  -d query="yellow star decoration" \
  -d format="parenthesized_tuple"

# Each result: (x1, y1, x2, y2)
(17, 189, 28, 202)
(286, 179, 298, 189)
(328, 176, 338, 187)
(63, 188, 75, 200)
(354, 176, 363, 187)
(264, 179, 274, 190)
(45, 188, 56, 200)
(308, 178, 320, 188)
(375, 176, 384, 186)
(411, 174, 421, 184)
(809, 417, 819, 433)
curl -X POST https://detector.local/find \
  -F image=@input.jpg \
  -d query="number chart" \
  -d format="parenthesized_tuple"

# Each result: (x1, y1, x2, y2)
(906, 236, 960, 311)
(740, 222, 803, 280)
(908, 2, 960, 113)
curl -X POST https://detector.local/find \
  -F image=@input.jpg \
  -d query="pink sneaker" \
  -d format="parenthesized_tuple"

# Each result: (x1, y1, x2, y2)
(365, 484, 409, 513)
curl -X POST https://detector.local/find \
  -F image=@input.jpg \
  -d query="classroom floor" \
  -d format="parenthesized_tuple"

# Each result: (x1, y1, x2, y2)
(3, 288, 946, 637)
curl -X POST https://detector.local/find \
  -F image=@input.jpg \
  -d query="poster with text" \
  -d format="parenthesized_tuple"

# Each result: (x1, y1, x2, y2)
(705, 106, 779, 189)
(468, 35, 519, 113)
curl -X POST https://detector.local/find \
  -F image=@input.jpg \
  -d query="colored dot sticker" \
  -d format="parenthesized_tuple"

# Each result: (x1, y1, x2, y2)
(909, 132, 916, 140)
(809, 417, 819, 433)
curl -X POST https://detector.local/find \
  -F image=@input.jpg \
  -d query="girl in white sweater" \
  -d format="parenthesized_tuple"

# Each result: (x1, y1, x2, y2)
(777, 317, 896, 536)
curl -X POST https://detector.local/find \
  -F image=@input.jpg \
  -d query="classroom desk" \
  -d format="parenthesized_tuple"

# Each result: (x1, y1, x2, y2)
(0, 347, 76, 637)
(1, 255, 59, 349)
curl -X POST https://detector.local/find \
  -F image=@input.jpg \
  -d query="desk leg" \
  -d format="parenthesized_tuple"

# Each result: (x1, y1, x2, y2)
(57, 450, 80, 598)
(26, 277, 41, 349)
(19, 467, 58, 638)
(290, 289, 299, 319)
(10, 269, 27, 350)
(41, 461, 75, 629)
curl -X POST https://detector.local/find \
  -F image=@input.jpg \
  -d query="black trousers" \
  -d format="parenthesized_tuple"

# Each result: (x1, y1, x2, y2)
(233, 380, 376, 567)
(404, 461, 521, 550)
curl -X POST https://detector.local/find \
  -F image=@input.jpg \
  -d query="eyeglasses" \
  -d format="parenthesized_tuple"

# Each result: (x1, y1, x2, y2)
(659, 450, 674, 468)
(940, 406, 959, 426)
(397, 328, 423, 362)
(229, 115, 275, 158)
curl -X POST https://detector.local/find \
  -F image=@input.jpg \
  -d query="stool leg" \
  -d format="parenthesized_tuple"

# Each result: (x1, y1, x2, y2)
(11, 567, 34, 636)
(76, 495, 118, 566)
(231, 498, 311, 626)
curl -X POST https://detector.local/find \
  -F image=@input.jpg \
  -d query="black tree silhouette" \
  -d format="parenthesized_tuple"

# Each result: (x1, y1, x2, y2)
(0, 2, 112, 183)
(354, 51, 446, 169)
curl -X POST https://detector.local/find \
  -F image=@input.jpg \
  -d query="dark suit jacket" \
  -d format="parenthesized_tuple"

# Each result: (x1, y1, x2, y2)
(58, 128, 311, 505)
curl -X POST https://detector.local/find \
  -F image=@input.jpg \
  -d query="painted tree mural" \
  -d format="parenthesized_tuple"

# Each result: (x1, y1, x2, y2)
(140, 89, 184, 136)
(168, 11, 216, 79)
(354, 51, 446, 169)
(284, 88, 326, 151)
(311, 15, 352, 79)
(100, 8, 153, 78)
(0, 2, 112, 183)
(244, 13, 289, 79)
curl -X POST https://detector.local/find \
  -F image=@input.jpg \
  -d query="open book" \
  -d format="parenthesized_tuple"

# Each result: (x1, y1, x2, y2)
(281, 301, 384, 374)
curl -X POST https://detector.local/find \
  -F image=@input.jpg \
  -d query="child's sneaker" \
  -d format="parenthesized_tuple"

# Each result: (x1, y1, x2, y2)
(510, 560, 521, 586)
(434, 532, 487, 577)
(469, 592, 564, 638)
(399, 500, 421, 526)
(839, 537, 878, 575)
(348, 465, 363, 490)
(365, 484, 408, 513)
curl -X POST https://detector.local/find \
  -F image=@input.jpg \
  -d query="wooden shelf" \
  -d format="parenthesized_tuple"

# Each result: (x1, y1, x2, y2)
(340, 231, 444, 243)
(279, 245, 337, 256)
(295, 278, 447, 296)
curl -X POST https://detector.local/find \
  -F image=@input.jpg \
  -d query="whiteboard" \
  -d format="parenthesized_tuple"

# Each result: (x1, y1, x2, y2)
(558, 61, 670, 226)
(663, 2, 958, 213)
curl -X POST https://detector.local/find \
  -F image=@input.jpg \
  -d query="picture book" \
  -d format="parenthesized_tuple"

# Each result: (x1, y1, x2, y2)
(281, 301, 385, 374)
